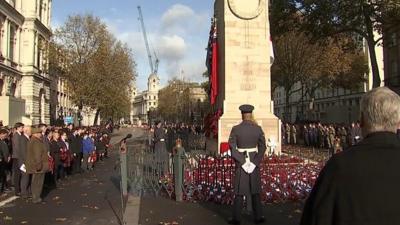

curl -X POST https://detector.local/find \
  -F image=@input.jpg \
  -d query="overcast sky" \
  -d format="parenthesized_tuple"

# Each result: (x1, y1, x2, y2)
(52, 0, 214, 91)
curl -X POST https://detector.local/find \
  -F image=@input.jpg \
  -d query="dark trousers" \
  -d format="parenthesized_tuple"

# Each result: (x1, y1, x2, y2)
(12, 159, 21, 194)
(20, 172, 30, 197)
(233, 194, 263, 222)
(72, 154, 82, 174)
(31, 173, 45, 202)
(0, 162, 7, 192)
(82, 154, 90, 171)
(56, 164, 65, 180)
(44, 172, 57, 189)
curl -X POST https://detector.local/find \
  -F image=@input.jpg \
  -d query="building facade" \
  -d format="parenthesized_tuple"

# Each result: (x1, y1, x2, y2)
(49, 75, 79, 125)
(273, 38, 385, 124)
(131, 73, 160, 125)
(0, 0, 52, 126)
(384, 26, 400, 94)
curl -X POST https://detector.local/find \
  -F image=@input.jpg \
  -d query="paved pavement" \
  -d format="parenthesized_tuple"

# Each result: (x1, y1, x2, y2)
(137, 196, 303, 225)
(0, 128, 140, 225)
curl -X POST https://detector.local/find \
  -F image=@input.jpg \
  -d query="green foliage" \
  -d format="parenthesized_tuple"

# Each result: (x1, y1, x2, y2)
(271, 30, 368, 119)
(157, 79, 209, 123)
(51, 14, 137, 124)
(295, 0, 400, 87)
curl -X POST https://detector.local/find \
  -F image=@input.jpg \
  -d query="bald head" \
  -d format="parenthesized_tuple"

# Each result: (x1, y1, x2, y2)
(23, 126, 32, 137)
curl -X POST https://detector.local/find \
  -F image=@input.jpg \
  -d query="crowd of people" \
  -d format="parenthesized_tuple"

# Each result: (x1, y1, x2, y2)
(282, 122, 363, 153)
(148, 122, 205, 152)
(0, 122, 112, 203)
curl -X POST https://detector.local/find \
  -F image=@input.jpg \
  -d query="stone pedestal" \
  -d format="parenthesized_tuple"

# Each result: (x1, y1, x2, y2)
(214, 0, 281, 154)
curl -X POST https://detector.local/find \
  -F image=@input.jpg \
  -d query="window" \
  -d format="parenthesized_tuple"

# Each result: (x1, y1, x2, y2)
(0, 79, 3, 96)
(8, 24, 15, 61)
(10, 83, 16, 96)
(390, 61, 398, 78)
(38, 0, 43, 20)
(0, 19, 4, 54)
(388, 32, 398, 47)
(8, 0, 16, 7)
(37, 38, 42, 69)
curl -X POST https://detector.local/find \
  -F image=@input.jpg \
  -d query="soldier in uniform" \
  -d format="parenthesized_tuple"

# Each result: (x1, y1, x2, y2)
(309, 124, 316, 147)
(290, 125, 297, 145)
(285, 123, 291, 144)
(228, 104, 266, 225)
(154, 121, 168, 175)
(303, 125, 309, 146)
(355, 122, 362, 144)
(339, 126, 348, 149)
(328, 125, 336, 155)
(349, 122, 357, 146)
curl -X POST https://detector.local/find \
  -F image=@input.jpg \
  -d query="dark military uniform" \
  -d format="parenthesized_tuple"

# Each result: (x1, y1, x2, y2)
(303, 126, 309, 146)
(228, 105, 267, 224)
(154, 124, 168, 175)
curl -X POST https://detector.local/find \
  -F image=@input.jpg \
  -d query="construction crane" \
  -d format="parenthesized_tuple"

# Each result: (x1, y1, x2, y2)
(137, 6, 159, 75)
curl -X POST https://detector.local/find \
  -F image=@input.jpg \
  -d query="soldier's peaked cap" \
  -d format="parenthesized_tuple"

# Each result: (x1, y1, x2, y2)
(239, 104, 254, 114)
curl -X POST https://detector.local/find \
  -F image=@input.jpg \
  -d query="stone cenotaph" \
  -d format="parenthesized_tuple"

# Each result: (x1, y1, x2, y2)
(214, 0, 281, 154)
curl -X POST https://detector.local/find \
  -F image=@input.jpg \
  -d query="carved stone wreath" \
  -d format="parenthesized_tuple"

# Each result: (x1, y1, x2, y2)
(227, 0, 264, 20)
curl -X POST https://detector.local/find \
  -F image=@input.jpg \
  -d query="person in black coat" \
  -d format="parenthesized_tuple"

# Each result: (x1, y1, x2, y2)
(301, 87, 400, 225)
(69, 129, 83, 173)
(154, 121, 168, 175)
(228, 105, 266, 225)
(11, 122, 24, 196)
(0, 128, 10, 193)
(94, 133, 106, 161)
(50, 131, 62, 181)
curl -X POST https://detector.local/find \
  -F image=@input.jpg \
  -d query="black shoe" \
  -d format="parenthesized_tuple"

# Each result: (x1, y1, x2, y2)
(254, 217, 266, 224)
(21, 195, 29, 200)
(227, 219, 241, 225)
(32, 198, 42, 204)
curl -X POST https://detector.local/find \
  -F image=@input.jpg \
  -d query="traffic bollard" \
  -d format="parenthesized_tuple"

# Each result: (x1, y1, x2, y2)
(120, 140, 128, 196)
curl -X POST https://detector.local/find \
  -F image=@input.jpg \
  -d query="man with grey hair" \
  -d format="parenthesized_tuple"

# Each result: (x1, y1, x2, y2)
(300, 87, 400, 225)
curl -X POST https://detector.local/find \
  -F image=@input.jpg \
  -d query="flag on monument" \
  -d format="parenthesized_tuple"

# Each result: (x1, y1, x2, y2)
(210, 21, 218, 105)
(206, 20, 213, 76)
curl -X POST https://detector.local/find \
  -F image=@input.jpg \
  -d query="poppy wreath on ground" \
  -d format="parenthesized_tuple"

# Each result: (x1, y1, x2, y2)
(162, 155, 323, 204)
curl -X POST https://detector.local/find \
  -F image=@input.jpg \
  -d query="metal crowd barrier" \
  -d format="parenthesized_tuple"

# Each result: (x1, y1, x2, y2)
(120, 132, 323, 204)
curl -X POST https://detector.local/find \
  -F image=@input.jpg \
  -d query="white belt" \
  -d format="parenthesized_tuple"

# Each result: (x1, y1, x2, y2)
(237, 147, 258, 163)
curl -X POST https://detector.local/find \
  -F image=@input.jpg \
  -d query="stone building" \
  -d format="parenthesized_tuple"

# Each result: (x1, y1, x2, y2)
(273, 37, 384, 124)
(384, 26, 400, 94)
(0, 0, 52, 126)
(49, 75, 78, 125)
(188, 83, 207, 103)
(130, 73, 160, 125)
